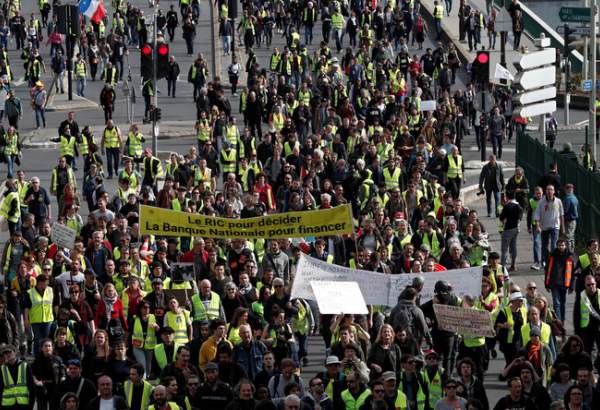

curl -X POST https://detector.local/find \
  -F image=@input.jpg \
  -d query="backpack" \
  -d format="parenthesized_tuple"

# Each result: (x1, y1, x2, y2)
(392, 304, 415, 331)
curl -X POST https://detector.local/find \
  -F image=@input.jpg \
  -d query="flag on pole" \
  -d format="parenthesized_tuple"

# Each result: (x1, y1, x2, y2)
(79, 0, 106, 24)
(494, 63, 514, 81)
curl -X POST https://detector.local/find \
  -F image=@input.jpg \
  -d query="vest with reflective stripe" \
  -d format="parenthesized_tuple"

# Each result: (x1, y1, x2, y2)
(399, 378, 427, 410)
(434, 5, 443, 19)
(383, 167, 401, 190)
(60, 135, 76, 157)
(503, 306, 527, 343)
(124, 380, 153, 410)
(0, 191, 20, 223)
(446, 155, 463, 179)
(340, 388, 371, 410)
(225, 125, 239, 146)
(154, 343, 181, 370)
(195, 167, 212, 187)
(1, 362, 29, 406)
(165, 309, 190, 344)
(132, 314, 157, 350)
(104, 127, 120, 148)
(420, 369, 443, 409)
(394, 390, 408, 410)
(197, 119, 211, 141)
(580, 290, 600, 328)
(127, 132, 144, 157)
(521, 321, 551, 346)
(221, 149, 237, 173)
(28, 287, 54, 323)
(272, 113, 285, 132)
(191, 292, 221, 321)
(422, 232, 441, 258)
(76, 60, 86, 77)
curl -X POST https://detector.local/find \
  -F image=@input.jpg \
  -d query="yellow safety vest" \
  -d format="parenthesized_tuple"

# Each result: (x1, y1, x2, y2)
(149, 402, 179, 410)
(104, 127, 120, 148)
(340, 388, 371, 410)
(446, 155, 463, 179)
(521, 322, 551, 346)
(272, 113, 285, 132)
(131, 314, 157, 350)
(580, 290, 600, 328)
(197, 119, 211, 141)
(503, 306, 527, 343)
(383, 167, 401, 190)
(127, 132, 144, 158)
(153, 343, 181, 370)
(4, 135, 18, 156)
(76, 60, 86, 77)
(421, 232, 441, 258)
(394, 390, 408, 410)
(60, 135, 76, 157)
(27, 287, 54, 323)
(124, 380, 153, 410)
(420, 369, 443, 409)
(1, 362, 29, 406)
(0, 191, 20, 223)
(221, 149, 237, 173)
(434, 5, 444, 19)
(399, 378, 427, 410)
(191, 292, 221, 321)
(332, 13, 345, 29)
(270, 53, 281, 71)
(165, 310, 191, 344)
(194, 167, 212, 188)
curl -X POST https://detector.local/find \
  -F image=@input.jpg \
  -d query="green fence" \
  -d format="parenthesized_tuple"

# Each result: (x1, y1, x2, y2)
(516, 132, 600, 242)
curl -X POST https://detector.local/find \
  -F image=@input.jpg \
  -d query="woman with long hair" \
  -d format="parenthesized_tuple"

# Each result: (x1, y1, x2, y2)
(82, 329, 111, 382)
(564, 384, 588, 410)
(129, 300, 159, 378)
(94, 283, 128, 343)
(367, 323, 403, 380)
(553, 335, 592, 380)
(31, 338, 66, 410)
(227, 307, 250, 345)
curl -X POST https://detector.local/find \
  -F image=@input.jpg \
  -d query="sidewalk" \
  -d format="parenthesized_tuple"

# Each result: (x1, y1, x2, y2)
(420, 0, 536, 77)
(23, 120, 197, 149)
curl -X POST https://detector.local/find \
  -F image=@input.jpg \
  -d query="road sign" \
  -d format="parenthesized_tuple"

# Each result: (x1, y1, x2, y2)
(513, 87, 557, 105)
(513, 101, 557, 117)
(582, 79, 593, 91)
(514, 66, 556, 90)
(559, 7, 591, 23)
(513, 48, 556, 71)
(556, 25, 591, 36)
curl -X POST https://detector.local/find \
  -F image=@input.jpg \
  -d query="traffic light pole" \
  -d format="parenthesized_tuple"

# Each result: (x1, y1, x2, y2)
(152, 9, 158, 154)
(591, 0, 597, 164)
(564, 24, 571, 126)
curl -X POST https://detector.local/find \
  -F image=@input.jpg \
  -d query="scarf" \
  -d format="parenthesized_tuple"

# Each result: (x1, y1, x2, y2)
(527, 341, 542, 370)
(103, 294, 117, 320)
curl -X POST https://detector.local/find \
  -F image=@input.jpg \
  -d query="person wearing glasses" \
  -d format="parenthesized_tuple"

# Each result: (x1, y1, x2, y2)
(303, 376, 333, 410)
(398, 354, 429, 410)
(339, 371, 371, 410)
(578, 275, 600, 354)
(563, 385, 587, 410)
(434, 379, 467, 410)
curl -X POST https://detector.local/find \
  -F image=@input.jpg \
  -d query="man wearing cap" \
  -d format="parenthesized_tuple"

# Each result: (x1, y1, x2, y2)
(195, 361, 232, 410)
(56, 358, 97, 408)
(145, 274, 169, 324)
(316, 356, 345, 405)
(420, 350, 444, 408)
(151, 327, 181, 377)
(23, 274, 54, 356)
(495, 291, 527, 365)
(0, 343, 35, 410)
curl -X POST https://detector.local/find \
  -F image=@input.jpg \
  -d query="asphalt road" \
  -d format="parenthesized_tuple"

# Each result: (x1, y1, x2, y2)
(7, 1, 578, 407)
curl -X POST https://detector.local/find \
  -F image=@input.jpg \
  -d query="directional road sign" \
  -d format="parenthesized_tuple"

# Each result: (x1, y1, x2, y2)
(556, 25, 591, 36)
(559, 7, 591, 23)
(582, 80, 593, 91)
(513, 101, 557, 118)
(513, 48, 556, 71)
(513, 87, 557, 105)
(514, 66, 556, 90)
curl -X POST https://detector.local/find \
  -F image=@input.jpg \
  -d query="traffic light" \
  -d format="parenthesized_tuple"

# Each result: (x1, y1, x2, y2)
(140, 43, 153, 80)
(151, 107, 162, 122)
(472, 51, 490, 85)
(156, 43, 169, 79)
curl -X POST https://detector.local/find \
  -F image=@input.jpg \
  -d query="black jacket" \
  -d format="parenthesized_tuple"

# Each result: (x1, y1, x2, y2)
(84, 395, 128, 410)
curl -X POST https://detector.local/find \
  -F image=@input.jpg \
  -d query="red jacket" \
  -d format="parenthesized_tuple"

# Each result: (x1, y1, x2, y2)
(94, 298, 128, 331)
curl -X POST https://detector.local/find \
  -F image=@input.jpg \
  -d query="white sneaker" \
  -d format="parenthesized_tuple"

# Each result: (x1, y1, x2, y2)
(530, 264, 540, 270)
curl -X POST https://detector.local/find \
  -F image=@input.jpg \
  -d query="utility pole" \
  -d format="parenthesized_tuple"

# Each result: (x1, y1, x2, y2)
(592, 0, 597, 164)
(66, 5, 73, 101)
(564, 24, 571, 126)
(209, 0, 217, 77)
(585, 0, 590, 79)
(152, 9, 158, 153)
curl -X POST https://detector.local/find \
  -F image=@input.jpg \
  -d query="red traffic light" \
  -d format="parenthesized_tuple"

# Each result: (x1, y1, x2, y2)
(158, 44, 169, 56)
(476, 52, 489, 64)
(141, 44, 152, 56)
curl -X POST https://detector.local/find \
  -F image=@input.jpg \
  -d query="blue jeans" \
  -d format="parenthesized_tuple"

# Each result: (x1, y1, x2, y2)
(444, 0, 452, 15)
(222, 36, 231, 54)
(304, 26, 313, 45)
(35, 107, 46, 128)
(532, 229, 542, 265)
(491, 134, 503, 159)
(77, 76, 86, 96)
(486, 189, 500, 216)
(435, 20, 442, 38)
(5, 154, 13, 178)
(31, 322, 52, 356)
(551, 287, 566, 322)
(541, 228, 559, 265)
